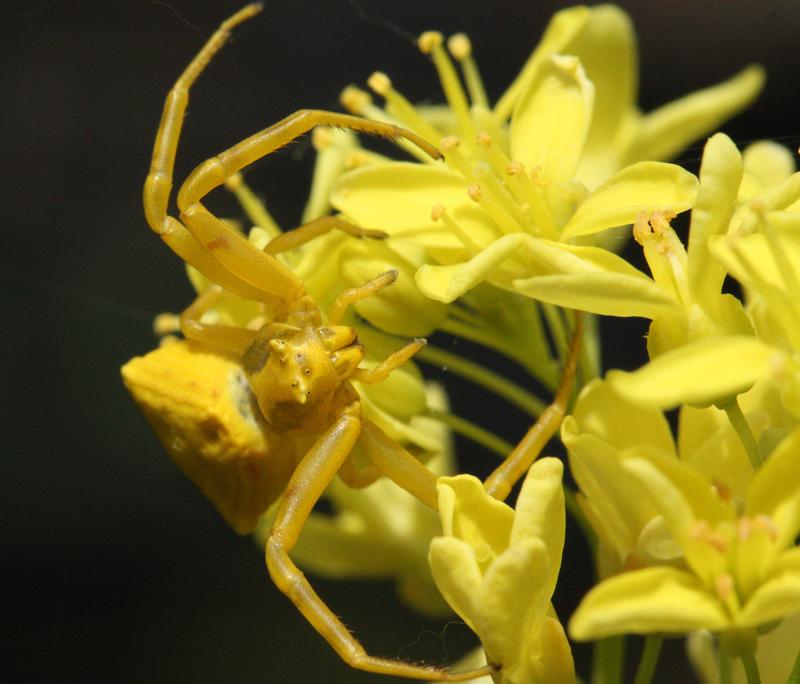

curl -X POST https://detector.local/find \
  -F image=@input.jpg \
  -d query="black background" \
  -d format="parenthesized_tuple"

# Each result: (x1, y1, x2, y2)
(3, 1, 799, 682)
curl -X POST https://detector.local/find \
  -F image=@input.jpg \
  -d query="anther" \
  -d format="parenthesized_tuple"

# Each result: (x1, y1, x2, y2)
(506, 161, 525, 176)
(224, 172, 243, 191)
(418, 31, 444, 54)
(753, 514, 778, 540)
(340, 85, 372, 114)
(447, 33, 472, 61)
(440, 136, 461, 151)
(476, 131, 492, 147)
(714, 574, 734, 602)
(153, 312, 180, 336)
(431, 204, 446, 221)
(467, 183, 483, 201)
(345, 151, 371, 169)
(367, 71, 392, 96)
(311, 127, 334, 150)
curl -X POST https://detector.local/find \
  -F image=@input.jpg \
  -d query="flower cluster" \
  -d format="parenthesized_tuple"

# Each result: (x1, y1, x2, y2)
(126, 4, 800, 684)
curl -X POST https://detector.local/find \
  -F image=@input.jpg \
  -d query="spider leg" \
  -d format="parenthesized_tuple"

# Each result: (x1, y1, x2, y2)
(353, 338, 427, 385)
(267, 409, 494, 681)
(328, 270, 398, 325)
(174, 110, 441, 301)
(483, 312, 584, 501)
(179, 285, 256, 354)
(144, 3, 305, 304)
(264, 216, 387, 256)
(358, 420, 439, 510)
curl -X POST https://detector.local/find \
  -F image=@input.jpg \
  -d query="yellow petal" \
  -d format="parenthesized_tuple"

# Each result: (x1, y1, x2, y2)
(623, 65, 765, 165)
(513, 271, 679, 318)
(560, 162, 698, 240)
(512, 458, 565, 595)
(739, 140, 797, 200)
(437, 475, 515, 567)
(569, 566, 730, 640)
(474, 538, 551, 666)
(737, 568, 800, 628)
(511, 54, 594, 183)
(746, 426, 800, 545)
(331, 163, 494, 253)
(607, 336, 774, 409)
(686, 133, 743, 305)
(428, 537, 482, 631)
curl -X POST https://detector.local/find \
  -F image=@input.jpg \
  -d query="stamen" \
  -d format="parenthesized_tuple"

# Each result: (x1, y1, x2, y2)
(505, 160, 556, 238)
(418, 30, 476, 142)
(366, 71, 442, 145)
(440, 136, 473, 178)
(689, 520, 729, 554)
(466, 179, 519, 235)
(447, 33, 489, 108)
(473, 161, 527, 228)
(432, 203, 481, 253)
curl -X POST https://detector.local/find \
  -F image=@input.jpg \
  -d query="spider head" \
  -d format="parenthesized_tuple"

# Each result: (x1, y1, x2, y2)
(242, 324, 363, 430)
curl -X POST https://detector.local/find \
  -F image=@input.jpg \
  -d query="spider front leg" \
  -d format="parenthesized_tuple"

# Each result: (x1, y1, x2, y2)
(483, 312, 584, 501)
(266, 406, 494, 681)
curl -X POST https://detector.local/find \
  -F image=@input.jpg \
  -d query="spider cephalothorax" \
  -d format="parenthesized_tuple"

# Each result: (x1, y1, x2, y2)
(242, 315, 364, 431)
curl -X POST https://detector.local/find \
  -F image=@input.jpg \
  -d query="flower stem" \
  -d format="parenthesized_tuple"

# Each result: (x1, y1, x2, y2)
(423, 408, 513, 457)
(741, 653, 762, 684)
(787, 645, 800, 684)
(719, 640, 733, 684)
(417, 344, 546, 417)
(591, 636, 625, 684)
(720, 396, 762, 469)
(633, 635, 663, 684)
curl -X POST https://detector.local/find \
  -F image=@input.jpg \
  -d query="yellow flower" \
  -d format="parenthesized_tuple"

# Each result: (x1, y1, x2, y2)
(428, 459, 575, 684)
(569, 424, 800, 640)
(606, 140, 800, 410)
(327, 5, 761, 305)
(562, 378, 786, 578)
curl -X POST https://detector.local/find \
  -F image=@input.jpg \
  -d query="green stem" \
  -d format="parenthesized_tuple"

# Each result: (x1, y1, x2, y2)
(591, 636, 625, 684)
(439, 316, 546, 383)
(787, 645, 800, 684)
(417, 344, 546, 417)
(633, 635, 663, 684)
(719, 640, 733, 684)
(720, 396, 762, 469)
(424, 408, 513, 458)
(741, 653, 762, 684)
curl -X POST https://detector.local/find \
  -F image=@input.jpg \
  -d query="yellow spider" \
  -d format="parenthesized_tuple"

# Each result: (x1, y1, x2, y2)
(128, 4, 581, 680)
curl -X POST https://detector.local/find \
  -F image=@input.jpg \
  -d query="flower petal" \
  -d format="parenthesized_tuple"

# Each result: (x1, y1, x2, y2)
(513, 271, 680, 318)
(474, 538, 551, 665)
(569, 566, 730, 639)
(746, 425, 800, 545)
(737, 566, 800, 628)
(622, 65, 765, 165)
(331, 163, 494, 253)
(607, 336, 774, 409)
(511, 54, 594, 183)
(560, 162, 698, 240)
(512, 458, 565, 595)
(686, 133, 743, 305)
(428, 537, 483, 631)
(437, 475, 514, 566)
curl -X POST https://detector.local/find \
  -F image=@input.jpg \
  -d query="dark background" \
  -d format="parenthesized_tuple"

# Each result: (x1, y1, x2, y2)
(3, 1, 799, 682)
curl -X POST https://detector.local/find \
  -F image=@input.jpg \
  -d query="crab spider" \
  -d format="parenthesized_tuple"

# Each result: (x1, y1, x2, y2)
(136, 4, 581, 680)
